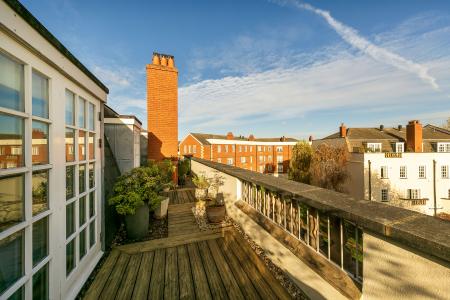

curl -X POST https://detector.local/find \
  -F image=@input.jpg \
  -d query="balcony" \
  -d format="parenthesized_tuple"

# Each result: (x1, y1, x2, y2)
(83, 158, 450, 300)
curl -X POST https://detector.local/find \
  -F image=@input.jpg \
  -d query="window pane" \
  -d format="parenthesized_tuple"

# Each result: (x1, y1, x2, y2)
(89, 191, 95, 218)
(88, 103, 95, 131)
(0, 113, 24, 169)
(89, 163, 94, 189)
(65, 128, 74, 162)
(66, 203, 75, 238)
(0, 53, 24, 112)
(79, 229, 87, 260)
(343, 221, 357, 277)
(8, 285, 24, 300)
(65, 90, 74, 125)
(88, 133, 95, 160)
(32, 217, 48, 267)
(32, 170, 49, 216)
(78, 98, 85, 128)
(79, 131, 86, 161)
(79, 196, 86, 226)
(79, 164, 86, 194)
(89, 220, 95, 247)
(0, 174, 24, 232)
(0, 230, 24, 294)
(318, 212, 329, 257)
(66, 166, 74, 200)
(32, 121, 49, 165)
(329, 215, 341, 266)
(32, 72, 49, 118)
(32, 263, 48, 300)
(66, 240, 75, 276)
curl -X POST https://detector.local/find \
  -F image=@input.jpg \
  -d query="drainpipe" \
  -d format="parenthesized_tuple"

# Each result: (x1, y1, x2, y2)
(368, 160, 372, 201)
(433, 159, 437, 217)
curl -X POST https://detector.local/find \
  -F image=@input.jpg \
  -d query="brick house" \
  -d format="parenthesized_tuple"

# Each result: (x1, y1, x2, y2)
(180, 132, 298, 175)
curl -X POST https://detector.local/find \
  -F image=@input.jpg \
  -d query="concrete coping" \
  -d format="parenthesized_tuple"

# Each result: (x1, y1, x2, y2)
(191, 157, 450, 263)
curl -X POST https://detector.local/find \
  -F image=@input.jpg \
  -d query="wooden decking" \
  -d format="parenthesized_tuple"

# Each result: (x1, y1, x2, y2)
(84, 187, 291, 299)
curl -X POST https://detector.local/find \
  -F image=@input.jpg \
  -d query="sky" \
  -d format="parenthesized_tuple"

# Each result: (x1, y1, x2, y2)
(21, 0, 450, 140)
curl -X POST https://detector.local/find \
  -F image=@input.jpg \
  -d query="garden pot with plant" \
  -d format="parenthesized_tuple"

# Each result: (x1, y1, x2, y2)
(154, 195, 170, 219)
(206, 173, 226, 223)
(109, 162, 173, 240)
(192, 174, 210, 200)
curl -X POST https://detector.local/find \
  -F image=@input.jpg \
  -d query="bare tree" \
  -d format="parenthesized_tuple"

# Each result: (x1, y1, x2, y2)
(310, 143, 349, 193)
(288, 141, 313, 184)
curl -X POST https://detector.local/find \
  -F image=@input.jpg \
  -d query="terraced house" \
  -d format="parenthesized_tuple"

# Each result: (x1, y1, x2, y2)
(0, 1, 108, 298)
(314, 121, 450, 217)
(180, 132, 297, 175)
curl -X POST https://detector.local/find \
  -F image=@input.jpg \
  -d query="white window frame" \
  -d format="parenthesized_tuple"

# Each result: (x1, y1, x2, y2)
(241, 156, 246, 163)
(418, 166, 426, 179)
(381, 189, 389, 202)
(380, 166, 388, 179)
(217, 145, 221, 153)
(396, 142, 404, 153)
(442, 165, 449, 179)
(278, 163, 284, 173)
(437, 142, 450, 153)
(227, 158, 233, 165)
(400, 166, 407, 179)
(193, 145, 196, 154)
(407, 189, 421, 199)
(276, 146, 283, 152)
(367, 143, 382, 153)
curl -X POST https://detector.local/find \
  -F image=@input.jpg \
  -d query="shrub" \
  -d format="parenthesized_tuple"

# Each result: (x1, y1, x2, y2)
(108, 164, 170, 215)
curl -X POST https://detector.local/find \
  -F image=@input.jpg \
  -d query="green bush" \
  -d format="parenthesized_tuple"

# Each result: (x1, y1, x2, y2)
(108, 164, 171, 216)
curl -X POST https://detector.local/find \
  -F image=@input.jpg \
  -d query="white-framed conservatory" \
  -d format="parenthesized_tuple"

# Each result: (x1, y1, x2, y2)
(0, 1, 108, 298)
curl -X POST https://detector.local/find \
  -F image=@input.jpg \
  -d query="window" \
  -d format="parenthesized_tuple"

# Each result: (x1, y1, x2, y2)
(66, 202, 75, 238)
(217, 158, 221, 163)
(419, 166, 426, 179)
(257, 146, 262, 151)
(66, 166, 75, 200)
(217, 145, 221, 153)
(259, 165, 264, 173)
(249, 146, 252, 152)
(193, 145, 196, 153)
(32, 263, 48, 300)
(89, 133, 95, 160)
(380, 166, 388, 179)
(79, 229, 87, 260)
(239, 146, 242, 152)
(0, 230, 24, 295)
(442, 165, 449, 179)
(366, 143, 382, 153)
(65, 128, 75, 162)
(277, 155, 283, 163)
(250, 156, 253, 163)
(267, 165, 272, 171)
(88, 103, 95, 131)
(79, 196, 86, 226)
(89, 191, 95, 218)
(225, 145, 228, 152)
(65, 90, 75, 125)
(89, 163, 95, 188)
(78, 97, 86, 128)
(183, 145, 187, 153)
(396, 143, 404, 153)
(407, 189, 421, 199)
(241, 157, 246, 163)
(0, 175, 24, 232)
(227, 158, 233, 165)
(89, 220, 96, 247)
(0, 52, 24, 112)
(276, 146, 283, 152)
(32, 121, 49, 165)
(32, 71, 49, 118)
(32, 217, 48, 267)
(268, 155, 272, 162)
(79, 164, 86, 194)
(437, 143, 450, 153)
(259, 155, 263, 162)
(66, 240, 75, 276)
(232, 145, 235, 152)
(244, 146, 247, 152)
(32, 170, 49, 216)
(268, 146, 272, 151)
(400, 166, 407, 178)
(278, 163, 283, 173)
(381, 189, 389, 202)
(0, 113, 24, 169)
(188, 145, 191, 153)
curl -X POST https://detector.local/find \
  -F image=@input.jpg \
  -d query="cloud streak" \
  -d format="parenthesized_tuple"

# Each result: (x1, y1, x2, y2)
(284, 1, 440, 90)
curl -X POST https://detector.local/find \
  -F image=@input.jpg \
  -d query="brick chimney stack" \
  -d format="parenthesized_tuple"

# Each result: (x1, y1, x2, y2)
(248, 134, 255, 141)
(406, 120, 423, 152)
(340, 123, 347, 138)
(226, 132, 234, 140)
(147, 52, 178, 160)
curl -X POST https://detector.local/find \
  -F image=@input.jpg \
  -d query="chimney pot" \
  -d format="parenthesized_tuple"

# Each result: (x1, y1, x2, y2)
(248, 134, 255, 141)
(380, 125, 384, 131)
(160, 56, 168, 66)
(309, 135, 313, 142)
(226, 132, 234, 140)
(398, 125, 402, 131)
(168, 57, 174, 68)
(152, 54, 160, 65)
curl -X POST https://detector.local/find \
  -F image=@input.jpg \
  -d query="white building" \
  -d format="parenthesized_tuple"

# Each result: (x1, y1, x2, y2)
(314, 121, 450, 217)
(0, 1, 108, 299)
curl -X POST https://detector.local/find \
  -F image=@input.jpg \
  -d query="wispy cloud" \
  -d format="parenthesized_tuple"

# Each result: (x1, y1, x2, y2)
(283, 1, 440, 90)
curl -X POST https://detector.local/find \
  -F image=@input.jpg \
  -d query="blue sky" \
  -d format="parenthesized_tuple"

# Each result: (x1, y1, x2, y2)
(21, 0, 450, 139)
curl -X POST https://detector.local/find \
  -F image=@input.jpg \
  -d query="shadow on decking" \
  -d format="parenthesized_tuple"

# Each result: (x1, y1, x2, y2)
(83, 189, 291, 300)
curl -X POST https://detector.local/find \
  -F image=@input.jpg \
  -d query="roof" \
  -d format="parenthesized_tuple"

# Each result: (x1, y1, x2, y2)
(189, 133, 298, 145)
(317, 124, 450, 153)
(4, 0, 109, 94)
(104, 104, 142, 125)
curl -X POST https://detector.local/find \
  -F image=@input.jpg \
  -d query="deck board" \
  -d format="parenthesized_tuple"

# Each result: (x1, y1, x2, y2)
(84, 188, 291, 300)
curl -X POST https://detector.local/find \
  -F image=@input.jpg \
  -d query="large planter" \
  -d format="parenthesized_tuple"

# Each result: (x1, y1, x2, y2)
(195, 188, 207, 200)
(154, 196, 169, 219)
(206, 205, 226, 223)
(124, 203, 149, 240)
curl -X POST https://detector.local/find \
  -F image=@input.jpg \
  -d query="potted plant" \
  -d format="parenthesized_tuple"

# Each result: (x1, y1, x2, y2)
(109, 167, 159, 239)
(178, 159, 189, 186)
(205, 173, 226, 223)
(192, 174, 210, 200)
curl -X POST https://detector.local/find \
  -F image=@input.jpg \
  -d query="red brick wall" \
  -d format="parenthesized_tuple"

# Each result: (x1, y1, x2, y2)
(179, 135, 203, 159)
(147, 61, 178, 160)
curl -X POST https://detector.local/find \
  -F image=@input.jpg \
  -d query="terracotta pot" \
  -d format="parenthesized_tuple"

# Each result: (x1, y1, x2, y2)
(206, 205, 226, 223)
(124, 203, 149, 240)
